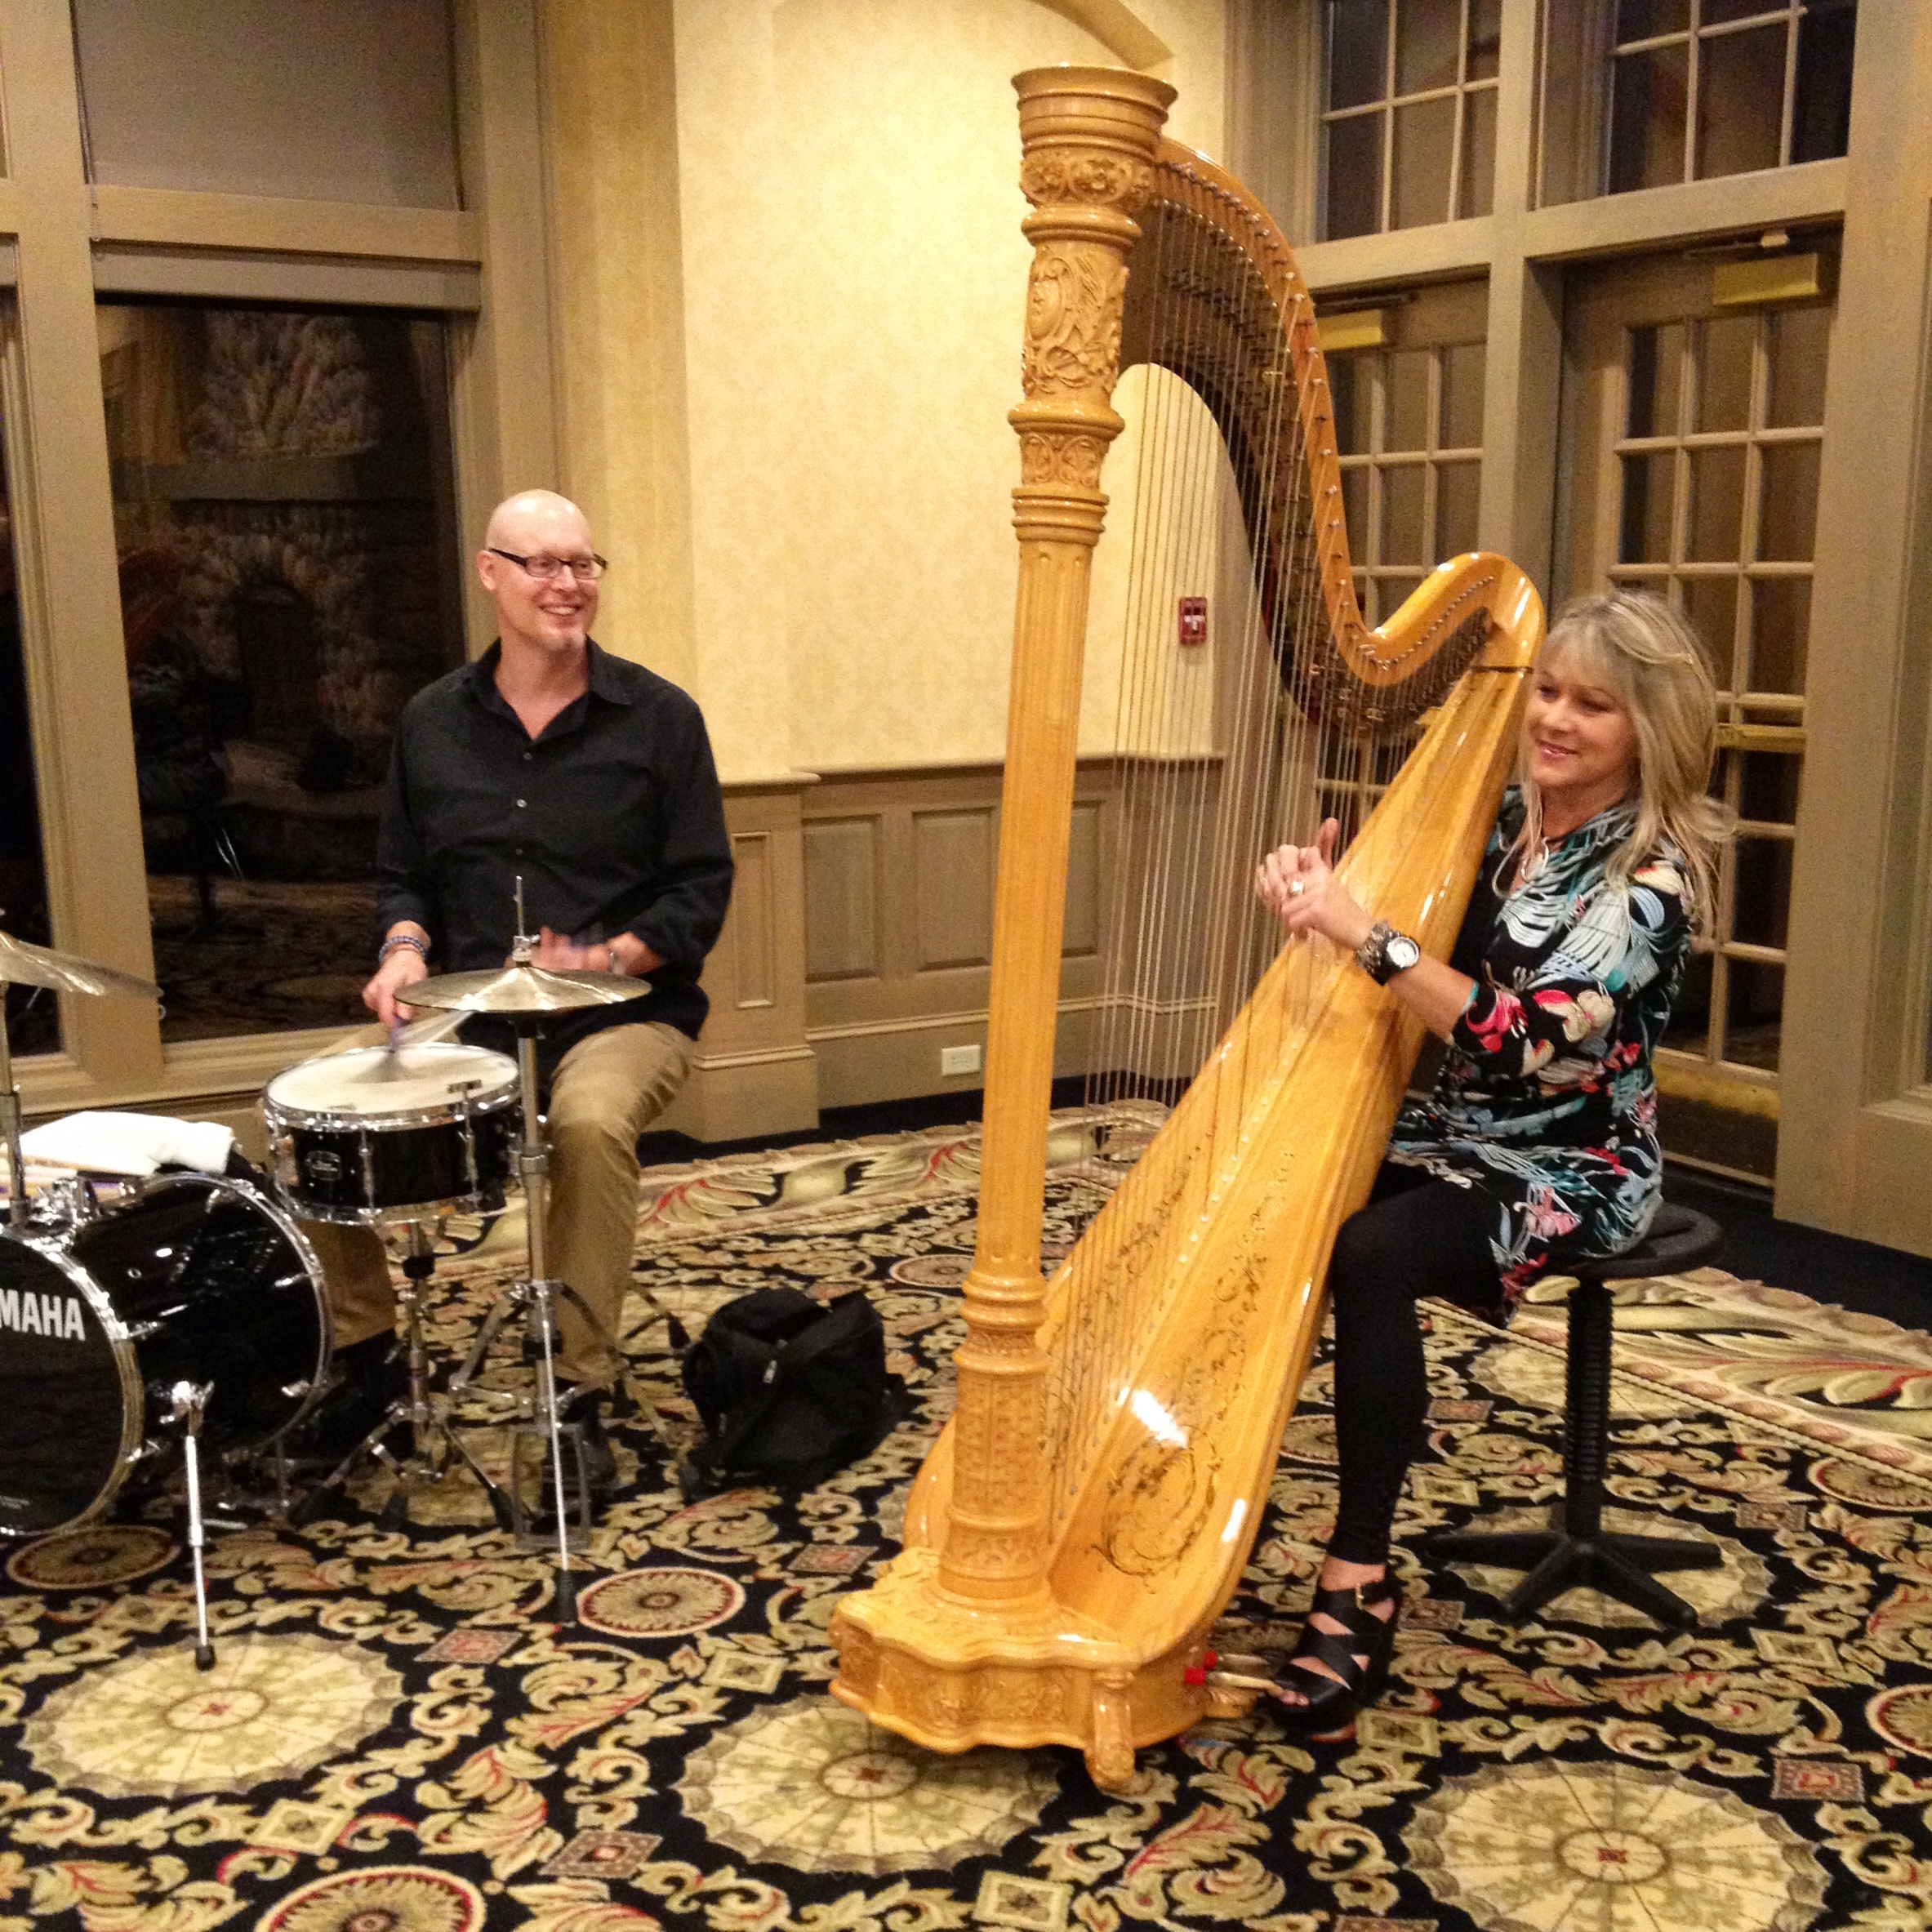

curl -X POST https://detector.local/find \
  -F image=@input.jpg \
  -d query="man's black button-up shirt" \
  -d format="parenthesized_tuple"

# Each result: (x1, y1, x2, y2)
(375, 639, 733, 1053)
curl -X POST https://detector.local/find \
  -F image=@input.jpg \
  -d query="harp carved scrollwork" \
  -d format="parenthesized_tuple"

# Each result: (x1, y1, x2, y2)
(830, 65, 1545, 1792)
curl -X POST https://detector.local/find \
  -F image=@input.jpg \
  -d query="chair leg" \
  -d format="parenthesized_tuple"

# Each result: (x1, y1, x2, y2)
(1431, 1279, 1720, 1630)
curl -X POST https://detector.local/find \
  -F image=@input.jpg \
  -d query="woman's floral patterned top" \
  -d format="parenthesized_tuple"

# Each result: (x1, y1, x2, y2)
(1387, 786, 1691, 1296)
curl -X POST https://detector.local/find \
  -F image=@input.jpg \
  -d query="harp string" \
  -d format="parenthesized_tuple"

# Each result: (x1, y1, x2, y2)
(1039, 156, 1426, 1519)
(1049, 180, 1337, 1502)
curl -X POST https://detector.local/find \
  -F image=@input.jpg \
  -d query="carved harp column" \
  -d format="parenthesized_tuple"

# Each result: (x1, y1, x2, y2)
(938, 67, 1174, 1609)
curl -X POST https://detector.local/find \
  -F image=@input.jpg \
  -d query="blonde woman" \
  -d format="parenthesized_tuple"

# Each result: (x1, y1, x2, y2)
(1252, 589, 1729, 1729)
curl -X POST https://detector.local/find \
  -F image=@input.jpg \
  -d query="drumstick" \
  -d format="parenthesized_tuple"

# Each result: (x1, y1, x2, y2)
(319, 1008, 465, 1058)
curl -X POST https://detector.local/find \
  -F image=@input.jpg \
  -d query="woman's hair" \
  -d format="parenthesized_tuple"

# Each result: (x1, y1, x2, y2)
(1510, 590, 1733, 930)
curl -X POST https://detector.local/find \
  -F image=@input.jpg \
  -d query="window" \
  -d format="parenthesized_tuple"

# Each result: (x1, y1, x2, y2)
(1608, 292, 1830, 1075)
(99, 301, 467, 1044)
(1329, 292, 1487, 629)
(72, 0, 461, 208)
(1322, 0, 1502, 238)
(1317, 282, 1488, 837)
(1542, 0, 1856, 205)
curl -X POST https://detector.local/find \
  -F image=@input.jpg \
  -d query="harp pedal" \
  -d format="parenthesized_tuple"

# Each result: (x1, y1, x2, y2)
(1185, 1649, 1275, 1716)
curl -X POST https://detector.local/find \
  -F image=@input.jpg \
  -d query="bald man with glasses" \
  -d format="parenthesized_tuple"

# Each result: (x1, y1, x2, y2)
(304, 490, 733, 1494)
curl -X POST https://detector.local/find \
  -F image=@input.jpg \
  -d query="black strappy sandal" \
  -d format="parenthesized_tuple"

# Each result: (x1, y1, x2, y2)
(1272, 1573, 1402, 1732)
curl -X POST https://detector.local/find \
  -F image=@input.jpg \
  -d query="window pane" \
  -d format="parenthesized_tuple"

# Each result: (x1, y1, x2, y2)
(1767, 305, 1831, 428)
(1380, 465, 1427, 564)
(0, 432, 56, 1057)
(100, 302, 466, 1044)
(1686, 444, 1746, 561)
(1740, 750, 1801, 826)
(1440, 341, 1486, 449)
(1609, 44, 1689, 194)
(1732, 837, 1792, 948)
(1392, 96, 1457, 229)
(1342, 465, 1372, 550)
(1326, 112, 1386, 240)
(1792, 0, 1858, 163)
(1682, 573, 1739, 688)
(1378, 572, 1427, 617)
(1694, 314, 1756, 434)
(1722, 959, 1784, 1071)
(1396, 0, 1460, 93)
(1748, 575, 1810, 692)
(1671, 948, 1713, 1054)
(1756, 441, 1820, 561)
(1466, 0, 1502, 82)
(1696, 24, 1787, 179)
(1330, 352, 1375, 457)
(73, 0, 460, 208)
(1627, 322, 1685, 438)
(1436, 460, 1481, 558)
(1329, 0, 1391, 109)
(1704, 0, 1781, 21)
(1619, 451, 1676, 563)
(1387, 349, 1431, 452)
(1458, 84, 1498, 218)
(1616, 0, 1689, 38)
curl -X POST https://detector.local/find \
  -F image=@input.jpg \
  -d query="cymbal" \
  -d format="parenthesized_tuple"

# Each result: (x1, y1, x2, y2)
(400, 963, 653, 1015)
(0, 932, 161, 1002)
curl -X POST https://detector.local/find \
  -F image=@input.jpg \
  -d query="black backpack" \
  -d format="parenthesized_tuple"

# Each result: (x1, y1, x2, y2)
(678, 1287, 906, 1500)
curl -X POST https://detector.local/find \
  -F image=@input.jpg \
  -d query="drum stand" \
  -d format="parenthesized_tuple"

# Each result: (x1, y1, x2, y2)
(296, 1222, 505, 1532)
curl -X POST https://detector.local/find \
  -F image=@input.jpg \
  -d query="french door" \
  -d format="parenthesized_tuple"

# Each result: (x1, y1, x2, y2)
(1559, 249, 1834, 1180)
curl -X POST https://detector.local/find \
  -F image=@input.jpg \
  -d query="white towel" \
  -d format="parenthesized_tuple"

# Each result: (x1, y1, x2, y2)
(19, 1110, 235, 1177)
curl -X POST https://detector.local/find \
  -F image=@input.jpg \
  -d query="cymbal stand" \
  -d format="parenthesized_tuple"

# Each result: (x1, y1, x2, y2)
(169, 1381, 217, 1672)
(1, 1000, 26, 1231)
(508, 1005, 582, 1618)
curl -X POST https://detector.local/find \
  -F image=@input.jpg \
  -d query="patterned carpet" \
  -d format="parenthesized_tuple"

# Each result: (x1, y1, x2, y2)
(4, 1115, 1932, 1932)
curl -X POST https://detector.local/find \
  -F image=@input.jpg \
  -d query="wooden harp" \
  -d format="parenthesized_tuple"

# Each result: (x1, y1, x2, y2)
(830, 66, 1544, 1789)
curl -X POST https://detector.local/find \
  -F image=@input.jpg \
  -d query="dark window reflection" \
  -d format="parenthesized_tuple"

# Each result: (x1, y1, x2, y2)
(1792, 0, 1858, 163)
(0, 446, 57, 1056)
(99, 302, 465, 1044)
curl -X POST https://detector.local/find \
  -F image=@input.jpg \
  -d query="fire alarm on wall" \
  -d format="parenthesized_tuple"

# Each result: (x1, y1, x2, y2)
(1178, 595, 1208, 647)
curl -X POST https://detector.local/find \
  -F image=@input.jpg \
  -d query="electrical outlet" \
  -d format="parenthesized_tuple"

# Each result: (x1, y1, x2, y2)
(940, 1044, 982, 1077)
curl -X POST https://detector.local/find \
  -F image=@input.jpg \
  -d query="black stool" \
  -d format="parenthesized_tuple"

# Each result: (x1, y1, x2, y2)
(1431, 1203, 1724, 1631)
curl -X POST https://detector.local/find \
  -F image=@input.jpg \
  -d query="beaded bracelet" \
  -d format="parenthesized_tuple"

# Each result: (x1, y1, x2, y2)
(378, 933, 430, 967)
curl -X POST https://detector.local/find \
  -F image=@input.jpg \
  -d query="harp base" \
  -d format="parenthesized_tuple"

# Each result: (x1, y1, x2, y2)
(828, 1548, 1209, 1792)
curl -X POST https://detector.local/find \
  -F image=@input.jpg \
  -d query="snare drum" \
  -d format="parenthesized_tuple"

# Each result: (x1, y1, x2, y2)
(264, 1041, 520, 1225)
(0, 1173, 329, 1536)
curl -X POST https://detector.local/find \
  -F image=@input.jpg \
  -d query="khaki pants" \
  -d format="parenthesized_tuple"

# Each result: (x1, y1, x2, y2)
(312, 1020, 690, 1385)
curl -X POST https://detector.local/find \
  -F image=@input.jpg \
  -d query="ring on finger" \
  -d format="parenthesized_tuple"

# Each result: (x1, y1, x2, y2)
(1288, 879, 1305, 897)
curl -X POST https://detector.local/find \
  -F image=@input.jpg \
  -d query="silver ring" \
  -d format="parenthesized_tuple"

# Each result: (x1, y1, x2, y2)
(1288, 879, 1305, 897)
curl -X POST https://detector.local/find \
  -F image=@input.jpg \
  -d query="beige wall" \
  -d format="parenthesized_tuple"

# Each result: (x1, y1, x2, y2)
(540, 0, 1229, 780)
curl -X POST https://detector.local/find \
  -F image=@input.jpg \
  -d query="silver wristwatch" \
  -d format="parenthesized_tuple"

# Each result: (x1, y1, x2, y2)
(1356, 919, 1422, 985)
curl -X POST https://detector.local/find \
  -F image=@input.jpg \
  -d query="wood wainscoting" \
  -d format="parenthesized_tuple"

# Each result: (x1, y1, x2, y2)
(653, 778, 818, 1145)
(795, 759, 1233, 1115)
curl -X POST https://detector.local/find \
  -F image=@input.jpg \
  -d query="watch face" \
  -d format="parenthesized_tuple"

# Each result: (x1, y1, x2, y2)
(1386, 934, 1422, 973)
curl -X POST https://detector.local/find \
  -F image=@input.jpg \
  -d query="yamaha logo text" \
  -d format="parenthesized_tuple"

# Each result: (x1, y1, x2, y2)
(0, 1287, 87, 1341)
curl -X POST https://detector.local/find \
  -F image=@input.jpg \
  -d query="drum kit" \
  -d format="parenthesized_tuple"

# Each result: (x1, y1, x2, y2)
(0, 892, 665, 1649)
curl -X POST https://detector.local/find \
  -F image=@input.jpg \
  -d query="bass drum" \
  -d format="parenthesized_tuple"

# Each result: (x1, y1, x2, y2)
(0, 1173, 330, 1537)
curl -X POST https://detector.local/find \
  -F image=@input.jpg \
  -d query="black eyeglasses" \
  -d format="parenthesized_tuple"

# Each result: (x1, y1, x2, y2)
(487, 547, 608, 581)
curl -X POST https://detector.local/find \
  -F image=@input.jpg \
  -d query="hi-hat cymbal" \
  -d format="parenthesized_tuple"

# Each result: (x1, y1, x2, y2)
(401, 964, 652, 1015)
(0, 932, 161, 1002)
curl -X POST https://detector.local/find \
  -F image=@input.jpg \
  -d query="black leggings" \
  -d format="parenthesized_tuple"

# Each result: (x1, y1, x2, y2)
(1327, 1164, 1503, 1565)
